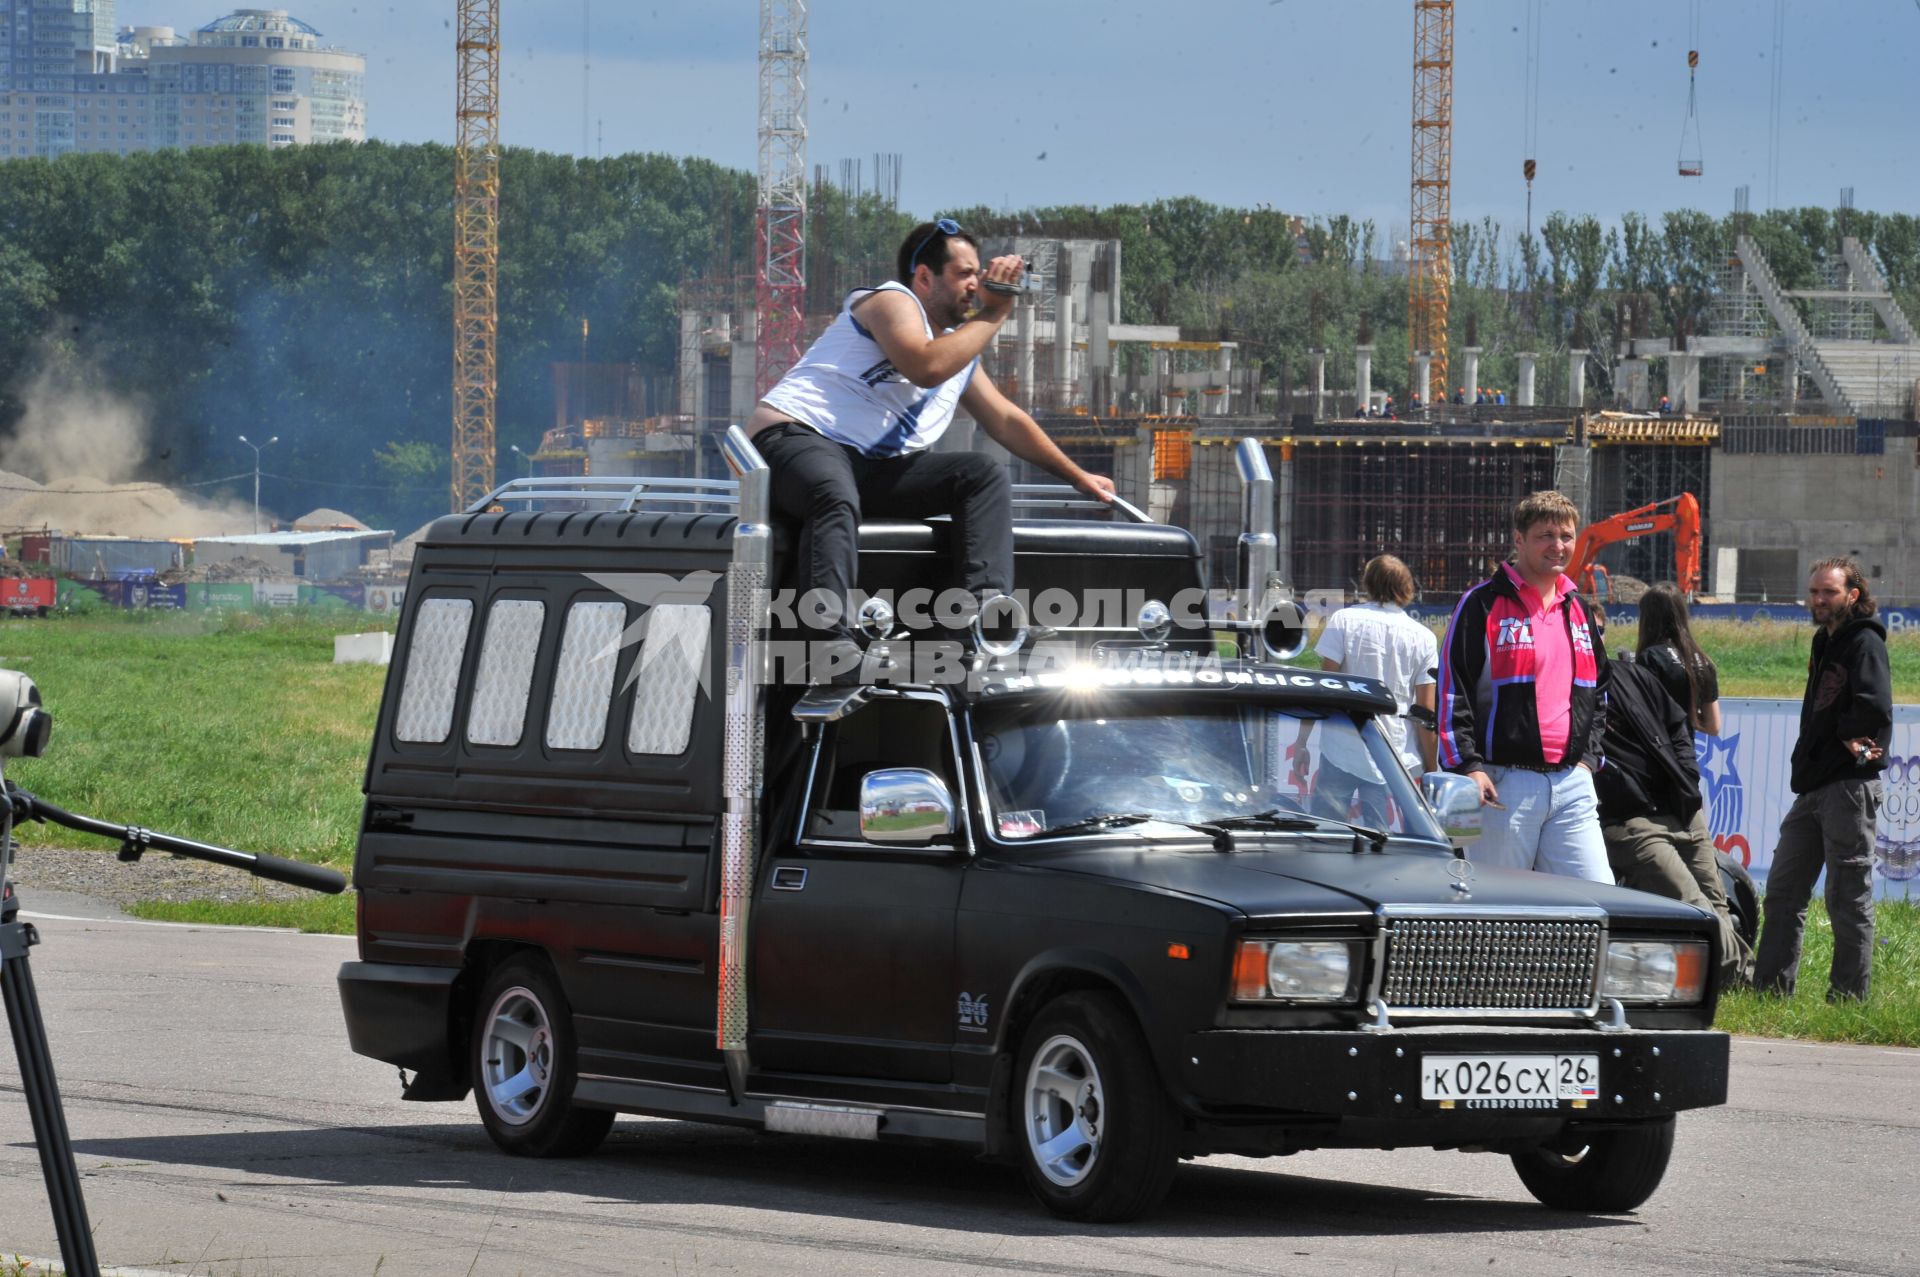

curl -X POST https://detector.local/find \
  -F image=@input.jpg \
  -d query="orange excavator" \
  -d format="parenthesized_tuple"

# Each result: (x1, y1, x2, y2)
(1568, 493, 1702, 601)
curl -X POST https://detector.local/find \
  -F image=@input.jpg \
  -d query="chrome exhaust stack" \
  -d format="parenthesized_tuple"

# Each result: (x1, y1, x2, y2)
(717, 425, 771, 1101)
(1232, 438, 1306, 661)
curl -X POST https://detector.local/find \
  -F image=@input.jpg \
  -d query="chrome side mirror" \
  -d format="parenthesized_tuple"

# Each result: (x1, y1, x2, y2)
(858, 768, 957, 844)
(1420, 771, 1482, 845)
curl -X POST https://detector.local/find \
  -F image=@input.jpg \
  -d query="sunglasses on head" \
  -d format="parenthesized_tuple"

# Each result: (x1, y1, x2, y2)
(907, 218, 964, 276)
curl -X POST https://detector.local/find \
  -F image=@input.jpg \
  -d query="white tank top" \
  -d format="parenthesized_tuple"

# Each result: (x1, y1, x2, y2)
(759, 282, 979, 458)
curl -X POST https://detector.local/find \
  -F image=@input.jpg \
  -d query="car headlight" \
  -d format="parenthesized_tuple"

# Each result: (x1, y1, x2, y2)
(1601, 939, 1708, 1004)
(1232, 939, 1358, 1003)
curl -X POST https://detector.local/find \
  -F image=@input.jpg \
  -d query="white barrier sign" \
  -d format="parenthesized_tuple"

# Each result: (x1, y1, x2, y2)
(1697, 701, 1920, 900)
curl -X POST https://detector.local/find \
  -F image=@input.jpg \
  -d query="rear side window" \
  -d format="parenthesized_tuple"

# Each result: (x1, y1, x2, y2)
(547, 600, 626, 751)
(627, 603, 711, 756)
(467, 599, 547, 747)
(395, 596, 474, 743)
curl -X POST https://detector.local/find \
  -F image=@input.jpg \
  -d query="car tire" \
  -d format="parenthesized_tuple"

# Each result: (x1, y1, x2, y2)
(471, 955, 614, 1158)
(1510, 1117, 1675, 1212)
(1013, 990, 1178, 1222)
(1716, 851, 1761, 951)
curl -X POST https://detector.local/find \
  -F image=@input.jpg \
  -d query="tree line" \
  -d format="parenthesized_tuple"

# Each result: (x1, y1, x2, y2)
(0, 141, 1913, 531)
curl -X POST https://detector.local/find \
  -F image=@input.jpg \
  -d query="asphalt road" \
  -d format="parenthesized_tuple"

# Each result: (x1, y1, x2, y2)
(2, 894, 1916, 1277)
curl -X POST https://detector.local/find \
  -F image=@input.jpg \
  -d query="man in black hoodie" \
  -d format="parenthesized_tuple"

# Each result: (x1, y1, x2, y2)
(1753, 557, 1893, 1001)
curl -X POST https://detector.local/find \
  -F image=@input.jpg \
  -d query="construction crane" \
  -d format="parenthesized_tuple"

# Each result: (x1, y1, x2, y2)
(755, 0, 808, 398)
(1568, 494, 1704, 602)
(1408, 0, 1452, 409)
(451, 0, 500, 510)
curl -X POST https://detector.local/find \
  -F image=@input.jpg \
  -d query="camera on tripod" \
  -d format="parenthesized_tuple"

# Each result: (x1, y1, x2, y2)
(1, 664, 346, 1275)
(0, 669, 50, 761)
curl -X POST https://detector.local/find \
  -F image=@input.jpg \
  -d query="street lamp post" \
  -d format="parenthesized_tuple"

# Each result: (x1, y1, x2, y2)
(509, 444, 533, 477)
(237, 434, 278, 534)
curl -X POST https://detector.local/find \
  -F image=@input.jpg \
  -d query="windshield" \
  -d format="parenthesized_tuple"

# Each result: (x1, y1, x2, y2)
(972, 693, 1443, 843)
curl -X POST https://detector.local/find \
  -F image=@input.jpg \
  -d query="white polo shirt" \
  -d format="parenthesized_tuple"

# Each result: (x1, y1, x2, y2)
(1315, 601, 1439, 772)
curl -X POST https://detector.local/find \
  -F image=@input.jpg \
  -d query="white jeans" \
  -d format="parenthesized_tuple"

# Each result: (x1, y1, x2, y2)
(1470, 763, 1612, 882)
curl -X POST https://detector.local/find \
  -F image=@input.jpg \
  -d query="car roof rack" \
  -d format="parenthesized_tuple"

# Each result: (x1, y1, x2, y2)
(468, 456, 1153, 524)
(465, 474, 742, 515)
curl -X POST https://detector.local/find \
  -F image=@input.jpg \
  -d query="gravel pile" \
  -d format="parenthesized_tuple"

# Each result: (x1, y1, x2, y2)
(6, 843, 323, 909)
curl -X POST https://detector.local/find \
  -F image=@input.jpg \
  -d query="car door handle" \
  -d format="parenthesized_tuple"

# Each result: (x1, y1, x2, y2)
(771, 865, 808, 891)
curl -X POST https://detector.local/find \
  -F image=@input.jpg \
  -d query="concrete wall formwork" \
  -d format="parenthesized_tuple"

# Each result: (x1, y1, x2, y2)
(1709, 442, 1920, 605)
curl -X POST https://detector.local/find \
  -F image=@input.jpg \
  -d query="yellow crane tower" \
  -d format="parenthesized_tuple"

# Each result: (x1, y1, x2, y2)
(451, 0, 501, 510)
(1409, 0, 1452, 407)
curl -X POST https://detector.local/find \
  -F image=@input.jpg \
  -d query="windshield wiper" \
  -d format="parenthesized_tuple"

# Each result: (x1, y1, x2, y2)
(1039, 811, 1159, 837)
(1193, 808, 1391, 853)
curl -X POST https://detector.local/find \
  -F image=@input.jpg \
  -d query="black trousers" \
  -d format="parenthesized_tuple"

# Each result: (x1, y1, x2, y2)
(754, 422, 1013, 642)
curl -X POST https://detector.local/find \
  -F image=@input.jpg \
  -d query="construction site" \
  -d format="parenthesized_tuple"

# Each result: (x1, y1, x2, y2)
(439, 1, 1915, 609)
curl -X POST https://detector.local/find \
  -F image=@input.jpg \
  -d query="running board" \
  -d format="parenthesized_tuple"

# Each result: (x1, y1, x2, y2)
(763, 1101, 882, 1141)
(572, 1076, 984, 1147)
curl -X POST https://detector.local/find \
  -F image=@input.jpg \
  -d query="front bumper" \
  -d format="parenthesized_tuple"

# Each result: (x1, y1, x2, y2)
(1182, 1025, 1728, 1121)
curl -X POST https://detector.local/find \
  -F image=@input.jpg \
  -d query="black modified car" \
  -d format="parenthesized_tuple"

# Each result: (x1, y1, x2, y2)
(338, 433, 1729, 1222)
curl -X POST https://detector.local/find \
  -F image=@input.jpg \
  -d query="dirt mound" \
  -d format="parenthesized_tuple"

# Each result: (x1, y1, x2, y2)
(0, 476, 254, 539)
(1608, 574, 1651, 604)
(159, 556, 280, 584)
(292, 506, 368, 531)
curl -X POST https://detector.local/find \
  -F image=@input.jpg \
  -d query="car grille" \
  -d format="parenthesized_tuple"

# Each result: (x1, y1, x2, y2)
(1379, 917, 1602, 1010)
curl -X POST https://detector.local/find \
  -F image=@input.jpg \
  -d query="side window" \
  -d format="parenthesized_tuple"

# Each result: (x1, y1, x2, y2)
(627, 603, 711, 756)
(547, 600, 625, 751)
(394, 596, 473, 744)
(466, 598, 546, 747)
(806, 700, 954, 842)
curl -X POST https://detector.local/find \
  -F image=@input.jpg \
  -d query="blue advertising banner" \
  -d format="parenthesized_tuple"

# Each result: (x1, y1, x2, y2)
(1700, 701, 1919, 900)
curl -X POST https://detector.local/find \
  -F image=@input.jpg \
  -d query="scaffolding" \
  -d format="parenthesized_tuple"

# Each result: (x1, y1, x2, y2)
(1589, 442, 1713, 590)
(1178, 433, 1559, 597)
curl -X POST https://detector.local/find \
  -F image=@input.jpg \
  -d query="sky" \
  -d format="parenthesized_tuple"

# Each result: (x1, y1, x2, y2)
(130, 1, 1920, 240)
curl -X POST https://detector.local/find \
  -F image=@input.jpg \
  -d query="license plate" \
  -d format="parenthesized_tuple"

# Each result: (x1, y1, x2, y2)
(1420, 1053, 1600, 1109)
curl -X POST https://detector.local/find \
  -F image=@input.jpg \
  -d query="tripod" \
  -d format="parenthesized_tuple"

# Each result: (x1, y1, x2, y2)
(2, 777, 346, 1276)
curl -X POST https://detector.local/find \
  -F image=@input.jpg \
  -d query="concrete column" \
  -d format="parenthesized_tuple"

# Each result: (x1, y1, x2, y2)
(1616, 357, 1649, 410)
(690, 316, 712, 426)
(1668, 352, 1701, 413)
(1517, 352, 1538, 407)
(1215, 344, 1233, 416)
(677, 310, 702, 420)
(1567, 349, 1590, 408)
(1308, 348, 1326, 420)
(1461, 346, 1482, 408)
(1354, 344, 1374, 415)
(729, 309, 757, 423)
(1053, 292, 1075, 411)
(1016, 296, 1036, 413)
(1553, 444, 1593, 526)
(1411, 352, 1433, 411)
(1276, 441, 1295, 588)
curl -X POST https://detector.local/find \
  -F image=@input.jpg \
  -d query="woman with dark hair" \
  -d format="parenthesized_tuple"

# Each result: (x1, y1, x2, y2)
(1638, 583, 1721, 735)
(1609, 583, 1755, 982)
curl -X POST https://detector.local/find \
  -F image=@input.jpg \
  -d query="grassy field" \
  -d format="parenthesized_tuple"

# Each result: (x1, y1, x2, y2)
(0, 609, 388, 870)
(1690, 619, 1920, 700)
(2, 609, 1914, 1044)
(1717, 899, 1920, 1046)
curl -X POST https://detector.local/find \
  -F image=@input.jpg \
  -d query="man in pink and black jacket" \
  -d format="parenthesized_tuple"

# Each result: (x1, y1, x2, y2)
(1438, 490, 1612, 881)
